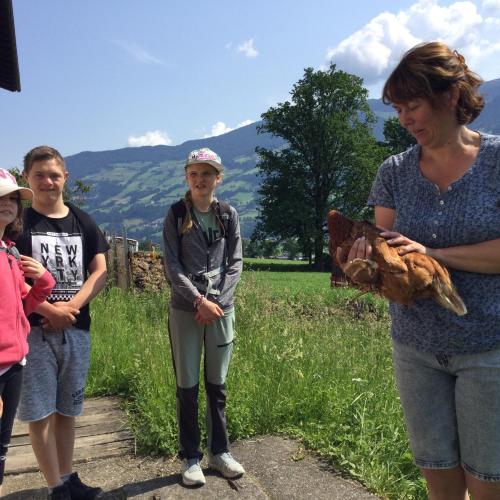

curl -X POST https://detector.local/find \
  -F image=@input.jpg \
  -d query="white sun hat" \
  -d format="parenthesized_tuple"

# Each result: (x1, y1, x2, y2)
(0, 168, 33, 200)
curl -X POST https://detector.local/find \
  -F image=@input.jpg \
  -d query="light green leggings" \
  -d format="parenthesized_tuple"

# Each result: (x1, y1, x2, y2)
(168, 306, 235, 388)
(168, 305, 235, 458)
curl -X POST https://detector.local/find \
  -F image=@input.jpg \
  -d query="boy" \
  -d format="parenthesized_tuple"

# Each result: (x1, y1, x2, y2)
(16, 146, 109, 500)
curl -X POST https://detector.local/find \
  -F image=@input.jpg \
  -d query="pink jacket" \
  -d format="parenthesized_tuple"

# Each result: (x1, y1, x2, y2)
(0, 239, 55, 369)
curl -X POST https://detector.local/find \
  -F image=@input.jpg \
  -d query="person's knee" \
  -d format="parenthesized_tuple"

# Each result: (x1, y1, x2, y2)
(205, 381, 227, 403)
(177, 384, 199, 404)
(28, 414, 55, 435)
(466, 472, 500, 500)
(54, 412, 76, 423)
(421, 466, 467, 498)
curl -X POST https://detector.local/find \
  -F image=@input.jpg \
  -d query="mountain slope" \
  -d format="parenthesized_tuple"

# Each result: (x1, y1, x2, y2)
(66, 123, 285, 240)
(66, 79, 500, 241)
(473, 78, 500, 134)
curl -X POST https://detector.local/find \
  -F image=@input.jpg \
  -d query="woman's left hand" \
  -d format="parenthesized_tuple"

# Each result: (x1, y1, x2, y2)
(380, 231, 433, 257)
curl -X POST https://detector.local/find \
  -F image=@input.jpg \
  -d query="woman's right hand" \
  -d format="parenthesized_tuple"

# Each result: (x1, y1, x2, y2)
(335, 237, 373, 272)
(195, 299, 224, 325)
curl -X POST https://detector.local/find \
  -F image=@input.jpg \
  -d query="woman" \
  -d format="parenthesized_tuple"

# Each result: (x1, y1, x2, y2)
(344, 42, 500, 499)
(163, 148, 244, 487)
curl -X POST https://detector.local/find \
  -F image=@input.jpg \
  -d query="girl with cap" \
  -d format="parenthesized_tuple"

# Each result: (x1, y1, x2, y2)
(163, 147, 245, 487)
(0, 169, 55, 495)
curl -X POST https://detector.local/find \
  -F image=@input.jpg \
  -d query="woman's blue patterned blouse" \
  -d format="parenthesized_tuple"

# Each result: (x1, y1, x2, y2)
(368, 133, 500, 355)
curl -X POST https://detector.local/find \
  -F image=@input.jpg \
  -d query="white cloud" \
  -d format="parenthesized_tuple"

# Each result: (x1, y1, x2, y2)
(128, 131, 172, 147)
(113, 40, 165, 66)
(204, 120, 255, 138)
(237, 39, 258, 58)
(325, 0, 500, 86)
(237, 119, 254, 127)
(208, 122, 232, 137)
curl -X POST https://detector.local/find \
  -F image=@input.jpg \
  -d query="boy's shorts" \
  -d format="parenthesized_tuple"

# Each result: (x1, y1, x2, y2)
(17, 326, 91, 422)
(393, 339, 500, 481)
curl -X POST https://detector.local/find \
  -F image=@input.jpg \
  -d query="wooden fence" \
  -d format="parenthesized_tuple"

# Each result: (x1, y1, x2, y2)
(104, 232, 165, 291)
(104, 231, 346, 292)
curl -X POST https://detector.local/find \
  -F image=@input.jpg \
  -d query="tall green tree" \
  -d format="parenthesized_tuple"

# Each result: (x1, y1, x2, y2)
(382, 116, 416, 155)
(7, 168, 24, 185)
(254, 64, 387, 269)
(65, 179, 92, 208)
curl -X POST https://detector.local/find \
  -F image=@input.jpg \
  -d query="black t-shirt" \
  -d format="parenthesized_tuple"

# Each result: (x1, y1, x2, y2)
(15, 203, 110, 331)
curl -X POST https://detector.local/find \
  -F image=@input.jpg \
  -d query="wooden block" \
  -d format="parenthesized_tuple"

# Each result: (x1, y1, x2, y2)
(6, 397, 134, 475)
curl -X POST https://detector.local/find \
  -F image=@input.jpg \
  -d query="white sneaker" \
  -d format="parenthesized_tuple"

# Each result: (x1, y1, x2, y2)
(181, 458, 206, 486)
(208, 451, 245, 478)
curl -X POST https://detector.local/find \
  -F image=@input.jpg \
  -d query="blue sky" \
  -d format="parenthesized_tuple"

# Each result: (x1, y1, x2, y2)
(1, 0, 499, 168)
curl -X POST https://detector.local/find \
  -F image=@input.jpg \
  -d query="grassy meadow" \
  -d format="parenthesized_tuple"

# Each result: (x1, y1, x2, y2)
(87, 260, 426, 499)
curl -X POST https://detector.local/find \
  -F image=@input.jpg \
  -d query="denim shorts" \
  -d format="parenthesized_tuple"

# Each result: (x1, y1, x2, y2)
(17, 326, 90, 422)
(392, 340, 500, 481)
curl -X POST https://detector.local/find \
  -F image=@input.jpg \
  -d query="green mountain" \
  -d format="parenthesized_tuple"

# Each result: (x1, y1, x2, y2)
(66, 78, 500, 242)
(66, 124, 285, 240)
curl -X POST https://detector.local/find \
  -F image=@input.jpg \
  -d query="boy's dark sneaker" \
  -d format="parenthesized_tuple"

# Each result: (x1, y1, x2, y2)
(65, 472, 103, 499)
(48, 483, 71, 500)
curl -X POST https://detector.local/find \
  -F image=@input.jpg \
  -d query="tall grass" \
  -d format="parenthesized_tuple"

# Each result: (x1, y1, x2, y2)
(88, 269, 426, 499)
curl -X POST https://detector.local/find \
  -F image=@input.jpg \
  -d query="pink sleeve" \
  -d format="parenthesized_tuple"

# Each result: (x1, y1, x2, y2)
(22, 270, 56, 316)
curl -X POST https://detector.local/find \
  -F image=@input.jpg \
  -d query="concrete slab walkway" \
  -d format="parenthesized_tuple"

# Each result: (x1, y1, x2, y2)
(123, 436, 379, 499)
(3, 398, 380, 499)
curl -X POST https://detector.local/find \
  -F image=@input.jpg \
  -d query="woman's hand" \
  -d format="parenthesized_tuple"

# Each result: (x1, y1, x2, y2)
(194, 299, 224, 325)
(20, 255, 47, 279)
(380, 231, 433, 257)
(336, 236, 373, 272)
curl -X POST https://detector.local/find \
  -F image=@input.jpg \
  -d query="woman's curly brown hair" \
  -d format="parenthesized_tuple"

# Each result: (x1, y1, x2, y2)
(382, 41, 484, 125)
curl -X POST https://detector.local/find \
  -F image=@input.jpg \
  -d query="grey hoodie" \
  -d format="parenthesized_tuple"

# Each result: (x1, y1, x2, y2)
(162, 200, 243, 312)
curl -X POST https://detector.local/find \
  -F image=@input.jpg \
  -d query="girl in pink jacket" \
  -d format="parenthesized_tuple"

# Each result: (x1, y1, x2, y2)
(0, 169, 55, 494)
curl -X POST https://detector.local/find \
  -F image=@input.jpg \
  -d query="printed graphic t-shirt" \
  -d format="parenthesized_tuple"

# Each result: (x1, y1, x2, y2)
(16, 204, 109, 331)
(192, 207, 221, 246)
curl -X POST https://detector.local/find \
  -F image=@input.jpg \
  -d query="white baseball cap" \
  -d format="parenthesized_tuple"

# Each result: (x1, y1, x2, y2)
(185, 147, 224, 173)
(0, 168, 33, 200)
